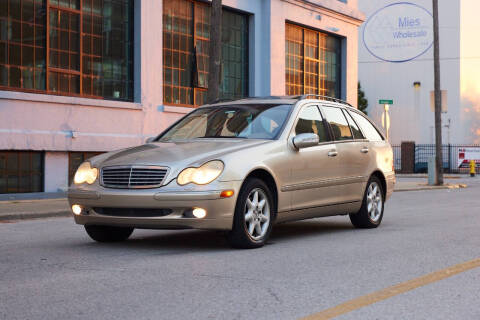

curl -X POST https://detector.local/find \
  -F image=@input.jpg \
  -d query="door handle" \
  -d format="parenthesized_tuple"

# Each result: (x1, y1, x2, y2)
(328, 150, 338, 157)
(360, 147, 369, 154)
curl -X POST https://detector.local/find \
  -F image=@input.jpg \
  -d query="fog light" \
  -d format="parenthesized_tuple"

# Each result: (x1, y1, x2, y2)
(192, 208, 207, 219)
(72, 204, 82, 215)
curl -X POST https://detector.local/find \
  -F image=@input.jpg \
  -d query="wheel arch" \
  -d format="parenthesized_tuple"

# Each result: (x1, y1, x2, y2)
(243, 168, 279, 214)
(370, 170, 387, 198)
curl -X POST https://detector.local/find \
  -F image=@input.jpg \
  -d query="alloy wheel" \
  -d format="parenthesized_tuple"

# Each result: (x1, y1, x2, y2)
(244, 188, 270, 240)
(367, 181, 383, 222)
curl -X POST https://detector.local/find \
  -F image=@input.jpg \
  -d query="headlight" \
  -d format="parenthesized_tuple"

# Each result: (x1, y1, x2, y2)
(74, 162, 98, 185)
(177, 160, 224, 185)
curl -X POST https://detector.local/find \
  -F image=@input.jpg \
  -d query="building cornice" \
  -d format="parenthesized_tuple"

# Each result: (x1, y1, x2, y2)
(282, 0, 365, 26)
(0, 90, 142, 111)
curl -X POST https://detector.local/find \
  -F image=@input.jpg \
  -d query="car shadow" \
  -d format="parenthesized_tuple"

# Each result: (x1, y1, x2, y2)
(269, 219, 355, 242)
(85, 218, 356, 252)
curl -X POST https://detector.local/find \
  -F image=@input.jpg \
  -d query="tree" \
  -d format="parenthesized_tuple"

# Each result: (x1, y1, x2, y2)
(357, 82, 368, 115)
(206, 0, 222, 104)
(432, 0, 444, 185)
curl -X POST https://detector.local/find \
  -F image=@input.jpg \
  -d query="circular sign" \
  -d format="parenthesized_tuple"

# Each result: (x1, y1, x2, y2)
(363, 2, 433, 63)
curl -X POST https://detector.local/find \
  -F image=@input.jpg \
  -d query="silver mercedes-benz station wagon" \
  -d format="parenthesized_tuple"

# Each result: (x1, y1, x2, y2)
(69, 95, 395, 248)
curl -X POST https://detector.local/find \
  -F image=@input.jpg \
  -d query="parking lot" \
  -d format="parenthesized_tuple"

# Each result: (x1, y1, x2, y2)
(1, 176, 479, 320)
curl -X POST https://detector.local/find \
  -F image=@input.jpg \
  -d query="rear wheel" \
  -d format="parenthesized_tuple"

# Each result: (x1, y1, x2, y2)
(84, 225, 134, 242)
(227, 178, 274, 249)
(349, 176, 384, 228)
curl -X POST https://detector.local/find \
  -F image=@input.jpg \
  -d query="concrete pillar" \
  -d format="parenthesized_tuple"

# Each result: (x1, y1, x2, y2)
(401, 141, 416, 173)
(44, 152, 69, 192)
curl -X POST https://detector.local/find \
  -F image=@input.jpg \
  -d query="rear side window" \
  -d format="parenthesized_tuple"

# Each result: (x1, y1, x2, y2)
(348, 111, 384, 142)
(343, 110, 365, 139)
(321, 106, 353, 141)
(295, 105, 328, 142)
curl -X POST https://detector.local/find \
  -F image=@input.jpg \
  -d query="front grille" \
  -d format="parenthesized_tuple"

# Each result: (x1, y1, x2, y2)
(101, 166, 168, 189)
(94, 207, 173, 217)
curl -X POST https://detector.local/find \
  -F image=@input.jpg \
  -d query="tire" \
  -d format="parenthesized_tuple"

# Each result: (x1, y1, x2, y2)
(349, 176, 384, 228)
(226, 178, 275, 249)
(84, 225, 134, 242)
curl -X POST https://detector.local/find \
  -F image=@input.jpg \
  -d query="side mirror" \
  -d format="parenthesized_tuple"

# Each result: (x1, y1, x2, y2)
(145, 137, 156, 144)
(292, 133, 319, 150)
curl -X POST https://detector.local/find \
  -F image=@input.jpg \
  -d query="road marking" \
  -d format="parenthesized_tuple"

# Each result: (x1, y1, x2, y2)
(301, 257, 480, 320)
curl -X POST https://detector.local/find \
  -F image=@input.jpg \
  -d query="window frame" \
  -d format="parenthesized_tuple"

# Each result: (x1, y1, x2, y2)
(46, 3, 82, 96)
(0, 0, 47, 93)
(320, 105, 356, 142)
(162, 0, 249, 108)
(285, 22, 342, 98)
(0, 150, 44, 193)
(0, 0, 134, 101)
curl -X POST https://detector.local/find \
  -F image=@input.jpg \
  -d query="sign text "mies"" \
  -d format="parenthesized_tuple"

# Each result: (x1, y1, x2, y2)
(399, 17, 421, 28)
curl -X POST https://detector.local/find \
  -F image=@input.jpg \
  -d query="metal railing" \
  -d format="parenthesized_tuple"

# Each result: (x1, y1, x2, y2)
(392, 144, 480, 174)
(392, 145, 401, 172)
(298, 94, 355, 108)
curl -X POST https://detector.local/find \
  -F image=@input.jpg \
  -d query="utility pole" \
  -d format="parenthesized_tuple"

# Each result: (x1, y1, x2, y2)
(207, 0, 222, 104)
(432, 0, 443, 185)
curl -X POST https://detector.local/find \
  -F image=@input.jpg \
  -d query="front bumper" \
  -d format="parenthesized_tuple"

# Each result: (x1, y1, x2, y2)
(68, 180, 243, 230)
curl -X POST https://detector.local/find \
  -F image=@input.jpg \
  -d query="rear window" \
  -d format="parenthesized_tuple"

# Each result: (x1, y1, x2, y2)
(343, 110, 365, 140)
(348, 111, 384, 142)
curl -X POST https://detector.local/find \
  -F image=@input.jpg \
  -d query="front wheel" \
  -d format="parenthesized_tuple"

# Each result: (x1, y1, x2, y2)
(349, 176, 384, 228)
(84, 225, 134, 242)
(226, 178, 274, 249)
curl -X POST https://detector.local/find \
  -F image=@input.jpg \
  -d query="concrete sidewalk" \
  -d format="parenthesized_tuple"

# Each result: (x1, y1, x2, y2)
(0, 198, 70, 221)
(394, 174, 471, 192)
(0, 176, 472, 221)
(394, 181, 467, 192)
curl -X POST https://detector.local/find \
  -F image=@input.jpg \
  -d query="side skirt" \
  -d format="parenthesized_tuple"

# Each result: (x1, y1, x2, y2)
(275, 201, 362, 224)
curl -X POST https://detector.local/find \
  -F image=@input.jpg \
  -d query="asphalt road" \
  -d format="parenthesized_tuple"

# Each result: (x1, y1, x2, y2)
(1, 177, 479, 320)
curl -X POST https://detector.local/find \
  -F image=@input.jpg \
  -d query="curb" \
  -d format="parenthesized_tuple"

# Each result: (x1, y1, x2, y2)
(0, 198, 67, 205)
(396, 175, 462, 179)
(0, 210, 71, 222)
(394, 183, 467, 192)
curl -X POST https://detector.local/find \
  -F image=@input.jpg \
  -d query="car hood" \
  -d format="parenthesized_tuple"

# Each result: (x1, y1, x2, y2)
(94, 139, 270, 169)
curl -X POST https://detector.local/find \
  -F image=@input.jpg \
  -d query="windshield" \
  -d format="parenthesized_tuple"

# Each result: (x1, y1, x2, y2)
(157, 104, 292, 142)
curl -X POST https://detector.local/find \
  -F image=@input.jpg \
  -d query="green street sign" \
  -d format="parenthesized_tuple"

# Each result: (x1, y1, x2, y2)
(379, 99, 393, 105)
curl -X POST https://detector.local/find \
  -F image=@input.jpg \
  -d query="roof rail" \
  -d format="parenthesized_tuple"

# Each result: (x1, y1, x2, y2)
(210, 98, 235, 104)
(244, 95, 303, 100)
(208, 96, 301, 104)
(298, 94, 354, 108)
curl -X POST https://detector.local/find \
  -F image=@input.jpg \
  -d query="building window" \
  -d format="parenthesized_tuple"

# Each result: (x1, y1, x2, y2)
(0, 0, 47, 91)
(68, 151, 102, 185)
(285, 23, 342, 98)
(0, 151, 44, 193)
(0, 0, 133, 101)
(163, 0, 248, 107)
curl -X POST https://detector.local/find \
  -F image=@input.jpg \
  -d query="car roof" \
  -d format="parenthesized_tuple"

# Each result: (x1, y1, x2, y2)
(202, 97, 299, 107)
(201, 95, 354, 109)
